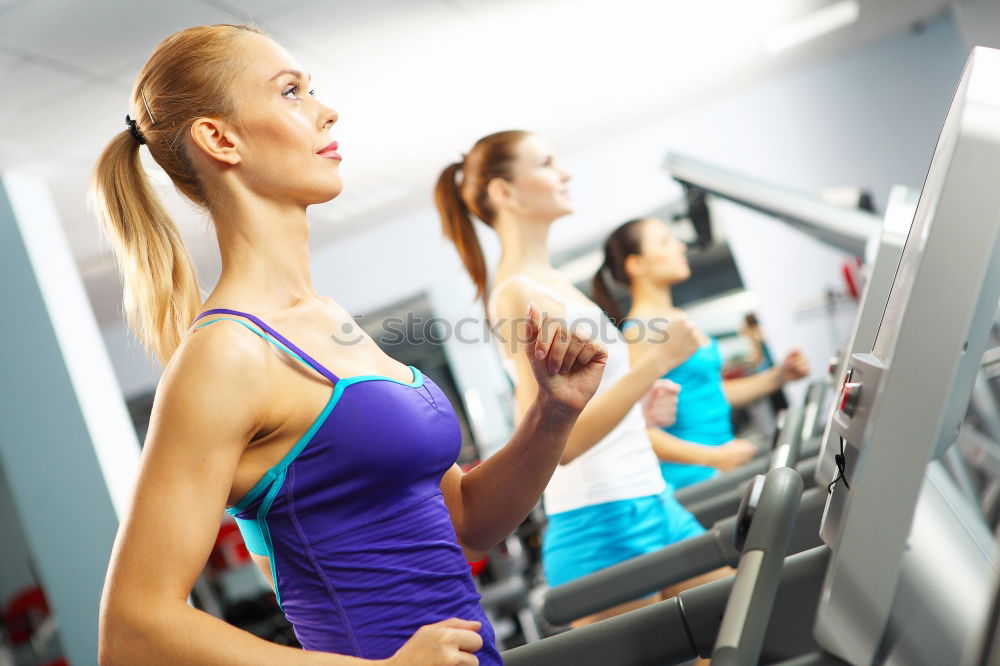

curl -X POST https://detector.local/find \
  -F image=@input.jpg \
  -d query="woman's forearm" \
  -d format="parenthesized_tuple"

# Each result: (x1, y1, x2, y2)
(646, 427, 718, 466)
(558, 358, 668, 464)
(456, 395, 579, 555)
(723, 367, 782, 408)
(101, 600, 376, 666)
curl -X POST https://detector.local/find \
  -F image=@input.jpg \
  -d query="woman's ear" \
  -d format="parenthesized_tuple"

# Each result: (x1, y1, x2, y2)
(623, 252, 645, 280)
(485, 176, 513, 212)
(189, 117, 241, 166)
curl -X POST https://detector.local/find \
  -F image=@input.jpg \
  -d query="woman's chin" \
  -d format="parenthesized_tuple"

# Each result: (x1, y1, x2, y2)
(313, 182, 344, 204)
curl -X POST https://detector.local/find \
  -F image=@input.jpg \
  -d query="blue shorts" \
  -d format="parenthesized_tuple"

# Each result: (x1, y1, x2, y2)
(660, 461, 721, 490)
(542, 489, 706, 587)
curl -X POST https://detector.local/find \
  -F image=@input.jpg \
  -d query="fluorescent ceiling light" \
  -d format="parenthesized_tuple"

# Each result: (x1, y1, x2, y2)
(764, 0, 860, 54)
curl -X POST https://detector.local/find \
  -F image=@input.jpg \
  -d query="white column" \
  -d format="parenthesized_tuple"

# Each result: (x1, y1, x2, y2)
(0, 173, 141, 663)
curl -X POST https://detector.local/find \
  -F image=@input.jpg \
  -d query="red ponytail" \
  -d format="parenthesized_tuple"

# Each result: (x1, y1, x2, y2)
(435, 162, 488, 302)
(435, 130, 529, 309)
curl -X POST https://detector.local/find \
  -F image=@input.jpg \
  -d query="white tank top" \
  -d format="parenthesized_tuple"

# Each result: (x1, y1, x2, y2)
(487, 274, 666, 514)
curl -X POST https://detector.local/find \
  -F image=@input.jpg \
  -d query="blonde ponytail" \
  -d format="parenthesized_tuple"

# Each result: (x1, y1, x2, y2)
(87, 24, 262, 366)
(89, 130, 200, 367)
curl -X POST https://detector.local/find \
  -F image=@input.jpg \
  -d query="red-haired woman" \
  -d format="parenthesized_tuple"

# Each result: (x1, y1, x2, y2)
(435, 131, 716, 626)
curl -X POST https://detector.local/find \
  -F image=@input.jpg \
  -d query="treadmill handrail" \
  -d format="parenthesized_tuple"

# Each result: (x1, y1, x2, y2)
(504, 546, 832, 666)
(711, 466, 805, 666)
(770, 406, 806, 470)
(664, 152, 881, 256)
(541, 484, 827, 626)
(676, 436, 822, 507)
(801, 381, 831, 440)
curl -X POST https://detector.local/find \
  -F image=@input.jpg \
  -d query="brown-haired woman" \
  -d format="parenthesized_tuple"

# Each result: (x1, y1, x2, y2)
(435, 131, 717, 627)
(92, 25, 608, 665)
(595, 217, 810, 490)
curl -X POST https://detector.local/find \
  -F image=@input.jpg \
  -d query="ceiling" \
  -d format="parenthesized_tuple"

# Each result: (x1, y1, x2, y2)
(0, 0, 955, 326)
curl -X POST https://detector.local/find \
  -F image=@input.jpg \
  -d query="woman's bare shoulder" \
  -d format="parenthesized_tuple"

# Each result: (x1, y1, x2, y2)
(152, 319, 274, 446)
(491, 272, 567, 321)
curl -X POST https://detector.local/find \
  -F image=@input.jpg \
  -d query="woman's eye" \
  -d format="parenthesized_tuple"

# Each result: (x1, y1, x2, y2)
(282, 84, 299, 99)
(283, 84, 313, 100)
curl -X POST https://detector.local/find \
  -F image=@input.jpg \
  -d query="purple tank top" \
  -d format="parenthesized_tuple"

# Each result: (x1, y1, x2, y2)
(191, 309, 500, 663)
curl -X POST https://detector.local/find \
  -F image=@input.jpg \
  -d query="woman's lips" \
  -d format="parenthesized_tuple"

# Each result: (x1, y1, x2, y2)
(318, 141, 341, 160)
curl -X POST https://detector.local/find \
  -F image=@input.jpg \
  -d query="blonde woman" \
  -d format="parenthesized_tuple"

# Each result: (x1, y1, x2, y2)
(93, 25, 606, 665)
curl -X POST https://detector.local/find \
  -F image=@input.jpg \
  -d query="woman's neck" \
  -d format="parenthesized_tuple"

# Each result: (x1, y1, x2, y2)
(493, 212, 554, 274)
(629, 278, 675, 315)
(208, 191, 321, 312)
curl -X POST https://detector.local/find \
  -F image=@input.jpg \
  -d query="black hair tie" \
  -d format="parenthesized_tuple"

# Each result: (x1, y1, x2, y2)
(125, 114, 146, 145)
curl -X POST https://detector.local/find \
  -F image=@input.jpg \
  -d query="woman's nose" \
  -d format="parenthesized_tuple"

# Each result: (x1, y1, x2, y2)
(320, 104, 338, 130)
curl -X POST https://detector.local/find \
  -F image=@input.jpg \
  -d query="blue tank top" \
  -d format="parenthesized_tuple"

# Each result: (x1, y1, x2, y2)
(191, 309, 500, 663)
(660, 337, 733, 489)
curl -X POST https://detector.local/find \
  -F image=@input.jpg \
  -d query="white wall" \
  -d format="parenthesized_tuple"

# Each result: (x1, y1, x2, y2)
(665, 14, 964, 206)
(953, 0, 1000, 52)
(103, 11, 968, 400)
(305, 9, 969, 317)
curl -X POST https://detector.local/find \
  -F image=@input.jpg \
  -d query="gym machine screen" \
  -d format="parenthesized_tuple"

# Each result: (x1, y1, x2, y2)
(870, 74, 963, 363)
(815, 46, 1000, 665)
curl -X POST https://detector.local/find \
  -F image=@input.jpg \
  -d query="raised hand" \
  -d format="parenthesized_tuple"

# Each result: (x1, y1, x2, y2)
(779, 348, 810, 383)
(384, 618, 483, 666)
(639, 312, 700, 373)
(642, 379, 681, 428)
(711, 438, 759, 471)
(525, 303, 608, 415)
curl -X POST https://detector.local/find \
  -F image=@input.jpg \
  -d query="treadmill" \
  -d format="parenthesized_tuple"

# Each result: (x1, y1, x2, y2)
(503, 45, 1000, 666)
